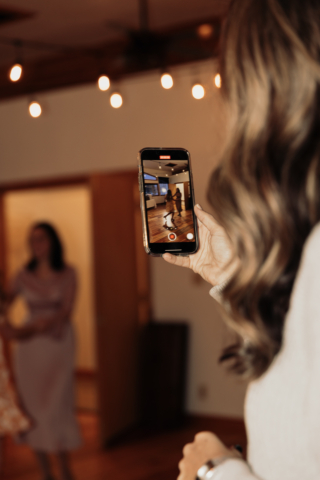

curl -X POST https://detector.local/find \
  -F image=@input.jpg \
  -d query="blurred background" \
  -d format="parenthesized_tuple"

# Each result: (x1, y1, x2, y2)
(0, 1, 247, 479)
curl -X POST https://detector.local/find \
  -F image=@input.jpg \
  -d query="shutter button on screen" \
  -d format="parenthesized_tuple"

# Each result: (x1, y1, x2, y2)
(168, 233, 177, 241)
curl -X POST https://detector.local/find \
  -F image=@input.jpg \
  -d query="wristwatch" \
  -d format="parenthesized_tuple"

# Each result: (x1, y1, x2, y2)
(196, 454, 237, 480)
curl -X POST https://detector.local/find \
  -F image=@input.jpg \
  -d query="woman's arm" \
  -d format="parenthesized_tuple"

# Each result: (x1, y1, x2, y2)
(178, 431, 262, 480)
(4, 271, 23, 310)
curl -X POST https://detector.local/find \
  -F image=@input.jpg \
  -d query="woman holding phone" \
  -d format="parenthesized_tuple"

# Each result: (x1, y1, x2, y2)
(164, 0, 320, 479)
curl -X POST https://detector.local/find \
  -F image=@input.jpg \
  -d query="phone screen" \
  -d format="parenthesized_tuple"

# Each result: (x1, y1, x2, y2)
(139, 148, 199, 255)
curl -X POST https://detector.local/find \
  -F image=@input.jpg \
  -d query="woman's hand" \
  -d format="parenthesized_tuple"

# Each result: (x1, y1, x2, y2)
(178, 432, 236, 480)
(0, 317, 52, 341)
(163, 205, 236, 287)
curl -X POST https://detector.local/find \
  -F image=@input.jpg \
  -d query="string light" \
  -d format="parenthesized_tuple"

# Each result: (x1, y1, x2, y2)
(9, 40, 23, 82)
(160, 73, 173, 89)
(197, 24, 214, 39)
(110, 92, 123, 108)
(29, 101, 42, 118)
(214, 73, 221, 88)
(9, 63, 22, 82)
(98, 75, 110, 91)
(192, 83, 205, 99)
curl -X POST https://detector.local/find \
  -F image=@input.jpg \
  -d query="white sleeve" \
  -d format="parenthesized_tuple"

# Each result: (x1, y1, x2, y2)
(209, 280, 229, 302)
(211, 459, 263, 480)
(298, 226, 320, 470)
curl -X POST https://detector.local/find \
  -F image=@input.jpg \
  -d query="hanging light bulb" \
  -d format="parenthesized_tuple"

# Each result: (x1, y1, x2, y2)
(192, 83, 205, 99)
(214, 73, 221, 88)
(9, 63, 23, 82)
(9, 40, 23, 82)
(29, 101, 42, 118)
(197, 24, 214, 39)
(110, 92, 123, 108)
(160, 73, 173, 89)
(98, 75, 110, 91)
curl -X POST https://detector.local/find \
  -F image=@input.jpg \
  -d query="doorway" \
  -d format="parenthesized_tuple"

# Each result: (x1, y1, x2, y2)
(0, 170, 150, 446)
(3, 184, 98, 411)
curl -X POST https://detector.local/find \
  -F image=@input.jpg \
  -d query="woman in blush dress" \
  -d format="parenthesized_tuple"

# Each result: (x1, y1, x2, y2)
(2, 222, 81, 480)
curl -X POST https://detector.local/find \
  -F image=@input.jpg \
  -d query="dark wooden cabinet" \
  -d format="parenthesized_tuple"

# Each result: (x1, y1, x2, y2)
(139, 322, 188, 429)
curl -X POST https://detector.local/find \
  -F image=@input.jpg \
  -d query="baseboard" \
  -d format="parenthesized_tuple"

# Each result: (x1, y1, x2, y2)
(186, 413, 246, 434)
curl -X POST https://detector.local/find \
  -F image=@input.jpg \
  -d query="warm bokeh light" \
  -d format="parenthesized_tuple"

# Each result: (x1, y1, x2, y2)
(160, 73, 173, 89)
(29, 101, 42, 118)
(214, 73, 221, 88)
(192, 84, 205, 99)
(98, 75, 110, 91)
(9, 63, 22, 82)
(197, 24, 214, 39)
(110, 92, 123, 108)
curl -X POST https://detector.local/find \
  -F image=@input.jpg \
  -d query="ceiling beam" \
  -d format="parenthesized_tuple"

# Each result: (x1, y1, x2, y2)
(0, 16, 221, 101)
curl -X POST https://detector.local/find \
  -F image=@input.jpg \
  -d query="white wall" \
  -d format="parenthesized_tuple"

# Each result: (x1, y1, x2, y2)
(169, 171, 189, 183)
(0, 60, 247, 418)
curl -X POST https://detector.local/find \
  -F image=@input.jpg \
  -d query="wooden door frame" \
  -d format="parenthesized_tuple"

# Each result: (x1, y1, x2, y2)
(0, 170, 151, 446)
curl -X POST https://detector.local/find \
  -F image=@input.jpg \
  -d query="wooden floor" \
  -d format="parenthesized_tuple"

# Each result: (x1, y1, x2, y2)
(2, 414, 246, 480)
(147, 205, 195, 243)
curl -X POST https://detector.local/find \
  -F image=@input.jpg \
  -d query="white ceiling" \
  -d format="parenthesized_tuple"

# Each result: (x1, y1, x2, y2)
(0, 0, 229, 65)
(144, 159, 189, 173)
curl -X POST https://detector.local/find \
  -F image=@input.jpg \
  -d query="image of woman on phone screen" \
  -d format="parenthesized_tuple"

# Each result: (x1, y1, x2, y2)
(163, 0, 320, 479)
(173, 188, 182, 217)
(164, 189, 176, 229)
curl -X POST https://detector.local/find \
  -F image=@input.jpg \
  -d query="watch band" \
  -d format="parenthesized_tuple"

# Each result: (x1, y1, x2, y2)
(196, 455, 236, 480)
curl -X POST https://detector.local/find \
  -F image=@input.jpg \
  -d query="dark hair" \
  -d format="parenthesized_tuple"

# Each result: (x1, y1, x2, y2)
(166, 189, 173, 200)
(208, 0, 320, 379)
(26, 222, 66, 272)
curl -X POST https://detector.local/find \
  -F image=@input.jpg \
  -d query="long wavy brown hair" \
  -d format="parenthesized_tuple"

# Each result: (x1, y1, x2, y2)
(209, 0, 320, 379)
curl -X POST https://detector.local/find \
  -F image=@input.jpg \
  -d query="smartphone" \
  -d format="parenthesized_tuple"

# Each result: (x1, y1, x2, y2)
(138, 147, 199, 256)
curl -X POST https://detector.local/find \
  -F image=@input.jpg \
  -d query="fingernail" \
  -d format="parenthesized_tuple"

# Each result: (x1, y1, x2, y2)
(195, 204, 202, 210)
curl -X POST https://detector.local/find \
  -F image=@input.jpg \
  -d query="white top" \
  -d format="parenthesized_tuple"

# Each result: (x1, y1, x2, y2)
(209, 223, 320, 480)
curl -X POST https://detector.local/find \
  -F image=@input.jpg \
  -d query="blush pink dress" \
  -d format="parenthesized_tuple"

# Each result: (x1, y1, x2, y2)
(11, 266, 81, 452)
